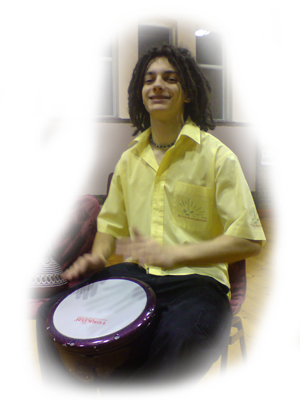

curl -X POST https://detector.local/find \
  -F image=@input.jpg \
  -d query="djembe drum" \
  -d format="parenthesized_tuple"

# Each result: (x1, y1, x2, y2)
(45, 277, 156, 383)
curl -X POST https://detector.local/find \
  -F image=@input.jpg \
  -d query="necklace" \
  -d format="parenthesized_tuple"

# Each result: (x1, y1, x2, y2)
(150, 133, 176, 149)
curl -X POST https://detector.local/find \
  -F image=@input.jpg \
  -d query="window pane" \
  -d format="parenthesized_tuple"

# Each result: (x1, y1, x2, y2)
(201, 68, 223, 120)
(76, 60, 113, 115)
(138, 25, 170, 56)
(76, 21, 112, 59)
(196, 32, 223, 66)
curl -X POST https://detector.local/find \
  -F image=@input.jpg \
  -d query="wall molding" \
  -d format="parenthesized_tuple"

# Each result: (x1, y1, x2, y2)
(15, 115, 258, 128)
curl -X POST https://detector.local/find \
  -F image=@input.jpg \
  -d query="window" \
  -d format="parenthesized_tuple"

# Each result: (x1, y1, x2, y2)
(76, 21, 116, 117)
(196, 32, 229, 121)
(138, 25, 176, 57)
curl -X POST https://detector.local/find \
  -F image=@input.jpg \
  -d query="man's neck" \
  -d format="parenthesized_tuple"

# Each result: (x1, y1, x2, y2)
(150, 117, 184, 146)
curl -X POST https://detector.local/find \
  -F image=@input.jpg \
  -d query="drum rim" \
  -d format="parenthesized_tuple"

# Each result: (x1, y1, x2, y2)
(45, 277, 156, 354)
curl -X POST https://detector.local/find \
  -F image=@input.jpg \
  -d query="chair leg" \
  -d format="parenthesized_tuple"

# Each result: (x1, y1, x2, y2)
(6, 322, 28, 364)
(219, 345, 229, 400)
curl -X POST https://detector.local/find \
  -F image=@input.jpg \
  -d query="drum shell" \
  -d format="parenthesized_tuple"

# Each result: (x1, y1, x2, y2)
(45, 278, 157, 381)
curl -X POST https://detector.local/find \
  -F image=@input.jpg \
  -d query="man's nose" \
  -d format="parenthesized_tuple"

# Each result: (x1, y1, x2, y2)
(153, 76, 164, 89)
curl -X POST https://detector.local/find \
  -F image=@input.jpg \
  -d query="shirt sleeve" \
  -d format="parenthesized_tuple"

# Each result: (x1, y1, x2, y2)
(97, 162, 129, 239)
(215, 150, 266, 244)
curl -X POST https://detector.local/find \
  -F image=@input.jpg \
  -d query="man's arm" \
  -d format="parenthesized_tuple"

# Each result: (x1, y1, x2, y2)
(61, 232, 116, 280)
(172, 235, 262, 267)
(116, 228, 261, 269)
(91, 231, 116, 260)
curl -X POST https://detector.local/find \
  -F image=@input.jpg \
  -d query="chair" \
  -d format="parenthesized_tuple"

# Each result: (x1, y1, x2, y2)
(220, 259, 247, 372)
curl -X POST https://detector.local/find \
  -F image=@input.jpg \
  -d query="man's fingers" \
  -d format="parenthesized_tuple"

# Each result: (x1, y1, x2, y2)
(116, 228, 147, 254)
(61, 258, 85, 280)
(61, 253, 105, 281)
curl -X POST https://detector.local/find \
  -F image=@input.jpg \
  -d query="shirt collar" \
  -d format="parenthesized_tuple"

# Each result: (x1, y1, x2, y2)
(177, 117, 201, 145)
(129, 118, 201, 150)
(129, 127, 151, 149)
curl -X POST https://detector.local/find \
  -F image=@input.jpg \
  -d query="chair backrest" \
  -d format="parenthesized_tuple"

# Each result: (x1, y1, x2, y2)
(107, 172, 114, 196)
(228, 259, 247, 315)
(51, 195, 101, 272)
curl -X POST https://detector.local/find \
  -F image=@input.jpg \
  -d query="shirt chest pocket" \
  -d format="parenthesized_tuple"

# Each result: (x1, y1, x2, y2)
(172, 182, 214, 232)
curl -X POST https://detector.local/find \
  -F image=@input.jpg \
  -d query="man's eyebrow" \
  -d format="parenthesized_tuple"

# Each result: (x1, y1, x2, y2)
(145, 70, 179, 75)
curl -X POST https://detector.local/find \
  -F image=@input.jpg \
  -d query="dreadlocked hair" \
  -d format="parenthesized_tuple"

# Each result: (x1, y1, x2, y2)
(128, 44, 216, 136)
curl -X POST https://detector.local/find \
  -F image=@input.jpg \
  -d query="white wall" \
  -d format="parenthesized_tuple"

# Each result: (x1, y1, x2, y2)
(44, 122, 134, 196)
(261, 7, 300, 125)
(285, 126, 300, 200)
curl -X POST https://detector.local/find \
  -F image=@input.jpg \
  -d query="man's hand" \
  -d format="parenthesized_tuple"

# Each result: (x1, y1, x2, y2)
(116, 227, 177, 269)
(116, 227, 262, 269)
(61, 253, 106, 281)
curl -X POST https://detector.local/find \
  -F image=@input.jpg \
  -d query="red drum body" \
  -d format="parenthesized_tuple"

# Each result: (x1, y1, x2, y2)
(46, 277, 156, 383)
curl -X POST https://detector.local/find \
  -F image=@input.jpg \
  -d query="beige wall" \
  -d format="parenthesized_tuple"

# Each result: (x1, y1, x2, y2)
(0, 1, 300, 124)
(15, 122, 255, 196)
(0, 1, 271, 122)
(0, 1, 300, 197)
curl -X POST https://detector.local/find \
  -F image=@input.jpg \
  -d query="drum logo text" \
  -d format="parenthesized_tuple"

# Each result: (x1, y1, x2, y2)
(75, 316, 107, 325)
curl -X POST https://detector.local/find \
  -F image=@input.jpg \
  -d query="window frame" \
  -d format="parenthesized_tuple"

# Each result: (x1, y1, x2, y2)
(138, 20, 177, 58)
(197, 33, 231, 122)
(75, 21, 118, 118)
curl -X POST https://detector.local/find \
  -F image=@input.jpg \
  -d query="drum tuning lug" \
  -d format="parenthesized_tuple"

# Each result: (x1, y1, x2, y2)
(114, 334, 120, 340)
(70, 343, 75, 346)
(46, 326, 50, 330)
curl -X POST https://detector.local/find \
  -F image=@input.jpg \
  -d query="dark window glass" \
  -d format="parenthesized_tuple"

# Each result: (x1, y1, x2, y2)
(201, 68, 223, 120)
(196, 32, 223, 66)
(76, 21, 112, 59)
(138, 25, 170, 56)
(76, 60, 113, 115)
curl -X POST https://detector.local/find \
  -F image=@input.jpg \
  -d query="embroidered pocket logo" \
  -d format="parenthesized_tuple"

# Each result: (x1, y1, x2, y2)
(178, 198, 208, 222)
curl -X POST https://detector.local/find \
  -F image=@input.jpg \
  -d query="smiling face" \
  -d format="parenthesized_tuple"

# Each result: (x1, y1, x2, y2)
(142, 57, 189, 123)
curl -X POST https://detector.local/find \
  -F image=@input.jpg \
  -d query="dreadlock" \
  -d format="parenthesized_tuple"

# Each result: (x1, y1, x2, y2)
(128, 44, 216, 136)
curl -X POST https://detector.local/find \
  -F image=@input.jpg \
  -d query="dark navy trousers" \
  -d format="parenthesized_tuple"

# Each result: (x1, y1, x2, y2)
(36, 263, 232, 387)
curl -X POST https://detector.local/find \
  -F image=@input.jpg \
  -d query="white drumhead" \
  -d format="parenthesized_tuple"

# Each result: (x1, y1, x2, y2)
(53, 279, 147, 340)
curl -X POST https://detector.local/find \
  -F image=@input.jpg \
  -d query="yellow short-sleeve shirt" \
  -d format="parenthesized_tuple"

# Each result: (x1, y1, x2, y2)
(97, 119, 266, 288)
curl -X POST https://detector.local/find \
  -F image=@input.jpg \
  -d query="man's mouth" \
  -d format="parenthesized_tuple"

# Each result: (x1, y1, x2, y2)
(149, 95, 170, 100)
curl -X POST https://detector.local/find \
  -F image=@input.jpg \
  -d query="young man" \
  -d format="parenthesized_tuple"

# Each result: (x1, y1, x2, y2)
(37, 45, 265, 385)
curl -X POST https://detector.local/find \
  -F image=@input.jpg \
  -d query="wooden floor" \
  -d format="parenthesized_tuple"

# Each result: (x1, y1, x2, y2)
(184, 218, 300, 400)
(0, 218, 300, 400)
